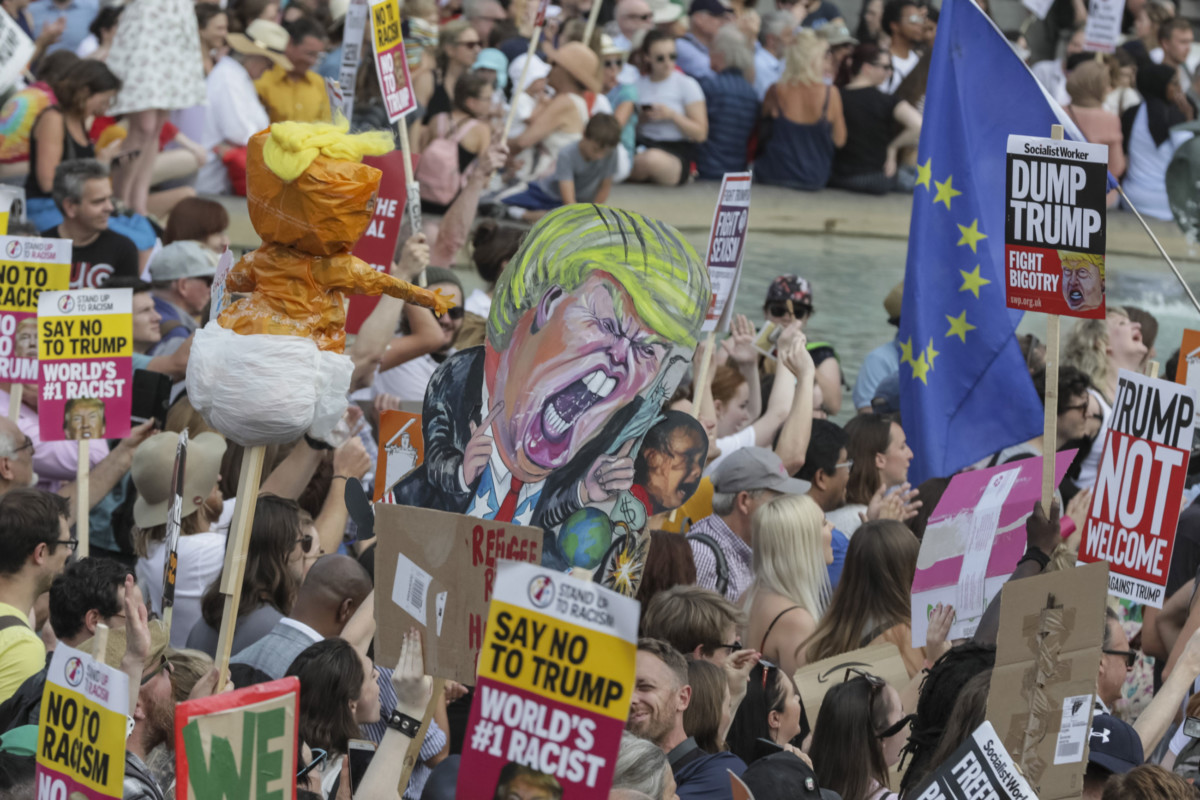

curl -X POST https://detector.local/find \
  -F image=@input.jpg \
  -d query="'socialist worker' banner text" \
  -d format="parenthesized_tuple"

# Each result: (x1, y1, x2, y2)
(457, 560, 638, 798)
(36, 644, 129, 800)
(0, 236, 70, 383)
(1004, 135, 1108, 319)
(1079, 369, 1195, 607)
(38, 289, 133, 442)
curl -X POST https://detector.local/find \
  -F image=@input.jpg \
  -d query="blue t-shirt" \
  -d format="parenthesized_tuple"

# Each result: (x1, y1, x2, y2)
(607, 83, 639, 156)
(827, 527, 849, 588)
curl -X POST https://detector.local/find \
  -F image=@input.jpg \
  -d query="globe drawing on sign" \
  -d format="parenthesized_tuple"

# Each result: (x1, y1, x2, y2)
(558, 507, 614, 570)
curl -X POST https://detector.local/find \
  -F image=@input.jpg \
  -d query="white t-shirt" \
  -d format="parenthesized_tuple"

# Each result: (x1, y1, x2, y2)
(464, 288, 491, 317)
(705, 426, 757, 476)
(374, 351, 455, 403)
(882, 49, 921, 94)
(138, 532, 227, 648)
(634, 71, 704, 142)
(826, 503, 866, 537)
(1075, 388, 1112, 491)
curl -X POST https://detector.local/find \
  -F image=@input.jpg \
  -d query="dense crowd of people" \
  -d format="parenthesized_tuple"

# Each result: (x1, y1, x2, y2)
(2, 0, 1200, 797)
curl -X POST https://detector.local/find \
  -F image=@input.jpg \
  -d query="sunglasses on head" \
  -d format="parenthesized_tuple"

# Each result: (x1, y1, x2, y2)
(654, 52, 677, 62)
(297, 748, 329, 780)
(141, 654, 172, 686)
(295, 533, 314, 551)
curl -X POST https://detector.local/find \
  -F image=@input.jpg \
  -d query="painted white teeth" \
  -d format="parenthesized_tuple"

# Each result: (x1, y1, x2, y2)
(545, 405, 569, 435)
(583, 370, 605, 393)
(597, 376, 616, 398)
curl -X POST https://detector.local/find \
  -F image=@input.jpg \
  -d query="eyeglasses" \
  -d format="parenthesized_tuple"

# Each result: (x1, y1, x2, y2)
(835, 459, 854, 470)
(297, 747, 329, 780)
(766, 302, 811, 319)
(13, 437, 33, 455)
(1103, 649, 1138, 669)
(877, 712, 915, 739)
(141, 654, 173, 686)
(904, 13, 926, 22)
(458, 39, 483, 49)
(604, 59, 624, 68)
(295, 534, 314, 552)
(622, 11, 653, 20)
(54, 538, 79, 552)
(654, 52, 677, 63)
(716, 640, 743, 652)
(874, 61, 894, 70)
(1062, 402, 1089, 415)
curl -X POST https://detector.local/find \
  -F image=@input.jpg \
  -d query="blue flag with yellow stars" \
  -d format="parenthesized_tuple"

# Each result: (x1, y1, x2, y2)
(899, 0, 1086, 484)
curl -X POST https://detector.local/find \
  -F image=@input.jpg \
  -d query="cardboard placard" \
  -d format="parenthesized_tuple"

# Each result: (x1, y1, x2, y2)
(161, 430, 189, 616)
(338, 0, 370, 120)
(985, 561, 1108, 800)
(345, 151, 410, 334)
(1004, 135, 1108, 318)
(37, 289, 133, 441)
(0, 186, 25, 237)
(369, 0, 416, 123)
(702, 172, 752, 333)
(35, 644, 130, 799)
(209, 249, 234, 321)
(374, 409, 424, 501)
(0, 236, 71, 384)
(793, 643, 910, 721)
(907, 720, 1037, 800)
(1083, 0, 1125, 53)
(174, 677, 299, 800)
(911, 452, 1075, 646)
(1175, 329, 1200, 397)
(456, 560, 638, 798)
(1078, 369, 1194, 606)
(374, 504, 542, 683)
(0, 12, 35, 93)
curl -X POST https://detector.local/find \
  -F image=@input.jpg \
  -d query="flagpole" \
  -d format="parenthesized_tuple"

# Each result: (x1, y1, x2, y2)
(1114, 185, 1200, 317)
(1040, 124, 1065, 516)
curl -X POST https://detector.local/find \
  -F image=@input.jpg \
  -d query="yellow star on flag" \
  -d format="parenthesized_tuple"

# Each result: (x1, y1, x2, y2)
(933, 176, 962, 209)
(945, 310, 977, 343)
(958, 264, 991, 298)
(911, 353, 930, 384)
(957, 219, 987, 253)
(899, 337, 915, 365)
(926, 338, 940, 370)
(915, 158, 932, 190)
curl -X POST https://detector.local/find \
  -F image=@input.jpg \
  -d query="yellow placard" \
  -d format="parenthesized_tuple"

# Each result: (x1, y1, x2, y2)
(371, 0, 402, 51)
(0, 260, 71, 313)
(37, 684, 127, 796)
(39, 313, 134, 361)
(476, 599, 635, 720)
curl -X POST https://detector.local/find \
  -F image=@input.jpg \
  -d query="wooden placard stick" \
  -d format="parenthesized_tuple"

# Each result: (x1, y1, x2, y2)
(1145, 360, 1160, 378)
(1040, 124, 1065, 516)
(503, 27, 544, 140)
(92, 622, 109, 667)
(213, 445, 267, 691)
(395, 677, 446, 794)
(395, 119, 426, 287)
(77, 439, 90, 557)
(8, 384, 21, 422)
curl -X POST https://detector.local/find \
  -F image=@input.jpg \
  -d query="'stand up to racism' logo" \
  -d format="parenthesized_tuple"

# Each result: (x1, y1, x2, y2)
(57, 295, 74, 314)
(527, 574, 555, 609)
(4, 241, 20, 259)
(64, 656, 85, 687)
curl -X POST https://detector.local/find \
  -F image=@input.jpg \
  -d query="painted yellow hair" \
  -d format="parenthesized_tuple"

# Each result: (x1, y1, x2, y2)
(1058, 250, 1105, 280)
(261, 116, 395, 182)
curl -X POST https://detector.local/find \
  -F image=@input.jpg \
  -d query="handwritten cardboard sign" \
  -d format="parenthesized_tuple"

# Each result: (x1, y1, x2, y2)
(702, 172, 752, 333)
(0, 236, 71, 384)
(1004, 135, 1108, 318)
(1079, 369, 1193, 606)
(457, 560, 637, 798)
(374, 504, 542, 683)
(175, 677, 299, 800)
(793, 643, 909, 723)
(37, 289, 133, 441)
(36, 644, 129, 799)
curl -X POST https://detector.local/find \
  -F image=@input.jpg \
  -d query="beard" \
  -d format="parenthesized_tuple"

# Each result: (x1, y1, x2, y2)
(626, 704, 675, 747)
(141, 688, 175, 752)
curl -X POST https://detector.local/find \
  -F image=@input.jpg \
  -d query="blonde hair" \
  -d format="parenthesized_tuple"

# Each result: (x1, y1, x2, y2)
(1066, 59, 1109, 106)
(743, 494, 830, 620)
(780, 29, 827, 86)
(261, 117, 394, 181)
(167, 648, 215, 703)
(436, 18, 473, 70)
(1064, 306, 1127, 393)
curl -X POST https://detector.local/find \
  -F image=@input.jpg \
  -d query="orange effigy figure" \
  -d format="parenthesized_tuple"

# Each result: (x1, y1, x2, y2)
(186, 119, 453, 446)
(217, 121, 452, 352)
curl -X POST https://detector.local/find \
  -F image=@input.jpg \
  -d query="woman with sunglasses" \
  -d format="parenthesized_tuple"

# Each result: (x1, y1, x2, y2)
(603, 36, 638, 183)
(810, 671, 909, 800)
(760, 275, 843, 416)
(187, 495, 316, 657)
(630, 30, 708, 186)
(830, 42, 922, 195)
(370, 267, 466, 404)
(416, 19, 482, 127)
(826, 414, 917, 538)
(725, 661, 807, 765)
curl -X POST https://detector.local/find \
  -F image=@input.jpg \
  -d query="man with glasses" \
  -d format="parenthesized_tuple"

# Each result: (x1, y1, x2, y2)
(612, 0, 655, 53)
(0, 418, 39, 494)
(41, 159, 140, 290)
(798, 419, 851, 588)
(754, 12, 796, 101)
(148, 240, 218, 359)
(0, 489, 72, 704)
(880, 0, 926, 93)
(676, 0, 733, 80)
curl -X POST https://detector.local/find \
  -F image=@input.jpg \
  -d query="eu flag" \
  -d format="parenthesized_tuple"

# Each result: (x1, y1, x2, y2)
(899, 0, 1086, 483)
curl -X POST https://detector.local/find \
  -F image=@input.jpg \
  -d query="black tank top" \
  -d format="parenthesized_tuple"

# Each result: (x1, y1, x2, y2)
(25, 107, 96, 200)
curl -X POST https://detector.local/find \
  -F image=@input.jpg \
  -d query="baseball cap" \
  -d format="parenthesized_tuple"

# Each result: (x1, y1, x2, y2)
(148, 240, 219, 282)
(0, 725, 37, 757)
(689, 0, 732, 16)
(132, 432, 227, 528)
(711, 447, 810, 495)
(1088, 713, 1143, 775)
(765, 275, 813, 309)
(741, 752, 827, 800)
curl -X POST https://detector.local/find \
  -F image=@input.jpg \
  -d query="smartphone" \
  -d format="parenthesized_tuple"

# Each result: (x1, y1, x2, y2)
(1184, 717, 1200, 738)
(754, 321, 779, 353)
(347, 739, 376, 792)
(131, 369, 171, 428)
(640, 104, 654, 112)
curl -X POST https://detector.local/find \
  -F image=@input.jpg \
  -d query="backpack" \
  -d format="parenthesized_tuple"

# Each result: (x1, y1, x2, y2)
(416, 114, 480, 205)
(686, 532, 730, 597)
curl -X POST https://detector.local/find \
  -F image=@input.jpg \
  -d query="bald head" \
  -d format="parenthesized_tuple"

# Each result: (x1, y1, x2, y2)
(290, 554, 373, 636)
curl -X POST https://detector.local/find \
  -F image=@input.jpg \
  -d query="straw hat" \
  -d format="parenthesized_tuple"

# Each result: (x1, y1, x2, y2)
(648, 0, 683, 25)
(601, 33, 628, 57)
(549, 42, 601, 93)
(79, 619, 171, 674)
(132, 432, 227, 529)
(227, 20, 294, 72)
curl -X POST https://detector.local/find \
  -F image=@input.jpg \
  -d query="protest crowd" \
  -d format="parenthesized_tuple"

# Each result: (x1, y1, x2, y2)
(3, 0, 1200, 795)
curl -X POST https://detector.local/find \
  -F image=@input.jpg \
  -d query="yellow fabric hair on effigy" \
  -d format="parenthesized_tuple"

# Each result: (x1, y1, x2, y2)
(261, 116, 395, 182)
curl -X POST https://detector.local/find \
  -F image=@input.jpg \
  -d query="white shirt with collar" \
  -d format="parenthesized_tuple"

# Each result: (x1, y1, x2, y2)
(197, 56, 271, 194)
(279, 617, 322, 643)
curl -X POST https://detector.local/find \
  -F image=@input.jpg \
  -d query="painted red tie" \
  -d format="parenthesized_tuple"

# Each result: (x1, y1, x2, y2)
(495, 478, 524, 522)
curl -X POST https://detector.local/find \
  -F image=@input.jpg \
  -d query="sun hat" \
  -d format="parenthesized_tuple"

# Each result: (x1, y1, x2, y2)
(227, 19, 294, 72)
(132, 432, 227, 528)
(549, 42, 602, 93)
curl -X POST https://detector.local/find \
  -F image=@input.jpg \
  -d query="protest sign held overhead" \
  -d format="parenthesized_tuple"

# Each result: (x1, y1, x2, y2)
(36, 643, 129, 800)
(907, 721, 1037, 800)
(174, 677, 299, 800)
(702, 172, 752, 333)
(346, 152, 411, 333)
(38, 288, 133, 441)
(0, 236, 70, 384)
(374, 409, 423, 501)
(1175, 329, 1200, 398)
(1083, 0, 1124, 52)
(1079, 368, 1194, 606)
(337, 0, 369, 119)
(457, 560, 638, 798)
(1004, 135, 1108, 318)
(369, 0, 415, 123)
(374, 505, 542, 683)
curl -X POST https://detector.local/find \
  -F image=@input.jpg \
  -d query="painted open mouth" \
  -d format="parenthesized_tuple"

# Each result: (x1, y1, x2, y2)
(1067, 288, 1083, 306)
(541, 368, 618, 442)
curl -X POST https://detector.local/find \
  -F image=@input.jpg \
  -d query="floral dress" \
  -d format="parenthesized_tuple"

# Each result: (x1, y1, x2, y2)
(106, 0, 207, 115)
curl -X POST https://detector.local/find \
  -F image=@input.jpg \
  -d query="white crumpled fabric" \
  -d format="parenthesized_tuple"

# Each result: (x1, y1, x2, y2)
(186, 322, 353, 446)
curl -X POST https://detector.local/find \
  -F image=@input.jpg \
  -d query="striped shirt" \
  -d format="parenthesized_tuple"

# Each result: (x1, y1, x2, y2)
(688, 514, 754, 603)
